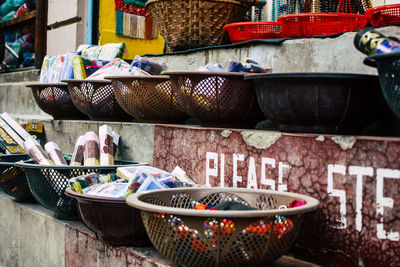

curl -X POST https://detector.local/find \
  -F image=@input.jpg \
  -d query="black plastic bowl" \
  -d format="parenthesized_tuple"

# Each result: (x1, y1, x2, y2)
(15, 160, 147, 220)
(65, 188, 152, 247)
(246, 73, 381, 134)
(0, 154, 34, 202)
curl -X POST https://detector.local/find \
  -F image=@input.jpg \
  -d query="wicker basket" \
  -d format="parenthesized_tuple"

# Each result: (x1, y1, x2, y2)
(146, 0, 247, 51)
(127, 188, 319, 266)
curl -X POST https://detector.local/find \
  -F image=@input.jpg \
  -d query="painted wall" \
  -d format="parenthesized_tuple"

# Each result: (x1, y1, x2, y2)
(98, 0, 164, 59)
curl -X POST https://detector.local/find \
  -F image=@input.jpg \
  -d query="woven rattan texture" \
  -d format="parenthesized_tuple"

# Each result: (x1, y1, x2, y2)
(147, 0, 246, 51)
(0, 155, 33, 202)
(30, 84, 87, 120)
(168, 73, 262, 127)
(140, 191, 302, 266)
(68, 81, 132, 121)
(111, 77, 187, 123)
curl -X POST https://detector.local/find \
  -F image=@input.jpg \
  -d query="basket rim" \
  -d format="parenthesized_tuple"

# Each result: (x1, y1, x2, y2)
(15, 159, 148, 170)
(26, 83, 68, 88)
(223, 21, 282, 31)
(245, 72, 379, 80)
(104, 75, 170, 80)
(146, 0, 242, 7)
(65, 187, 127, 204)
(162, 71, 247, 77)
(126, 187, 319, 218)
(363, 51, 400, 67)
(364, 3, 400, 17)
(278, 12, 367, 21)
(0, 154, 29, 166)
(62, 79, 111, 84)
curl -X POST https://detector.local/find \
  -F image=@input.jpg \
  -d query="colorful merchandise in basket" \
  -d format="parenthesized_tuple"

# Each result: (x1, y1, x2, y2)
(130, 55, 167, 75)
(69, 165, 197, 199)
(198, 59, 272, 73)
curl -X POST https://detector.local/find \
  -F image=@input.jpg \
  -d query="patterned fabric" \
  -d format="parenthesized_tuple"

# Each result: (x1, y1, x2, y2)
(115, 0, 157, 40)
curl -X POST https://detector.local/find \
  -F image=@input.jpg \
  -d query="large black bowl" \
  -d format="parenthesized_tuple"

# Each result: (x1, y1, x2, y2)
(246, 73, 381, 134)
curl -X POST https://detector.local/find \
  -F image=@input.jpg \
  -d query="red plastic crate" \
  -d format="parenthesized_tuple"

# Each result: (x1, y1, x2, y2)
(278, 13, 368, 38)
(365, 4, 400, 27)
(223, 22, 282, 43)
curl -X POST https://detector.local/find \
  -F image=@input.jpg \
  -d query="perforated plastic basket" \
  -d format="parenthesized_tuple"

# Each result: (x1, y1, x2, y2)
(27, 83, 88, 120)
(127, 188, 319, 266)
(164, 71, 265, 128)
(0, 154, 34, 202)
(364, 52, 400, 119)
(64, 79, 133, 121)
(106, 75, 188, 123)
(66, 188, 152, 246)
(223, 22, 282, 43)
(16, 160, 146, 220)
(278, 13, 368, 38)
(365, 4, 400, 27)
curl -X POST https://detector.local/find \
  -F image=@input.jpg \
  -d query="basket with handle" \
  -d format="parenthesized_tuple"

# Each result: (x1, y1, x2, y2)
(127, 187, 319, 266)
(146, 0, 247, 51)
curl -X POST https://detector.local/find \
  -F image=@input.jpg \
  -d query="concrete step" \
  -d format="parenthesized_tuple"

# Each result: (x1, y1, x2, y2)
(0, 68, 39, 83)
(0, 191, 320, 267)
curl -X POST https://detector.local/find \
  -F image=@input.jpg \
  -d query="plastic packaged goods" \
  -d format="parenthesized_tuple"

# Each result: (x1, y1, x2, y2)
(72, 55, 87, 79)
(24, 139, 54, 166)
(227, 59, 273, 73)
(112, 131, 120, 157)
(44, 142, 67, 166)
(60, 52, 80, 80)
(170, 166, 198, 187)
(23, 121, 45, 145)
(130, 55, 167, 75)
(86, 58, 131, 80)
(0, 112, 34, 141)
(70, 135, 85, 166)
(136, 176, 167, 193)
(0, 118, 26, 154)
(83, 131, 100, 166)
(354, 27, 400, 56)
(99, 125, 114, 166)
(39, 55, 66, 83)
(129, 66, 151, 76)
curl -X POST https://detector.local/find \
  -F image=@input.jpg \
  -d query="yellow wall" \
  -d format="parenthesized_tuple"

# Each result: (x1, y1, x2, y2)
(99, 0, 164, 59)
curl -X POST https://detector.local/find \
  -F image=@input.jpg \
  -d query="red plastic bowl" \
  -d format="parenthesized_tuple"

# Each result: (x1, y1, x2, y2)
(278, 13, 368, 38)
(223, 22, 282, 43)
(365, 4, 400, 27)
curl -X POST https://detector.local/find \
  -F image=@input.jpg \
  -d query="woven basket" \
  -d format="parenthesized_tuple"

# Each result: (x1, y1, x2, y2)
(146, 0, 247, 51)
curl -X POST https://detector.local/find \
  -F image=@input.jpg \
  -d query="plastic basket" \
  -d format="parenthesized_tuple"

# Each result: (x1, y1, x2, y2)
(245, 73, 381, 134)
(65, 188, 152, 246)
(106, 75, 188, 123)
(64, 79, 133, 121)
(223, 22, 282, 43)
(278, 13, 368, 38)
(26, 83, 88, 120)
(0, 154, 34, 202)
(15, 160, 147, 220)
(365, 4, 400, 27)
(164, 71, 265, 128)
(146, 0, 247, 51)
(364, 52, 400, 120)
(127, 187, 319, 266)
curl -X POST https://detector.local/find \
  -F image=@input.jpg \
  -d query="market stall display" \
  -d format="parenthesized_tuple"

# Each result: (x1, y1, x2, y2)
(65, 186, 152, 246)
(0, 153, 34, 202)
(64, 79, 133, 121)
(246, 73, 382, 134)
(107, 75, 188, 123)
(16, 159, 146, 220)
(365, 4, 400, 27)
(26, 83, 88, 120)
(127, 187, 319, 266)
(278, 13, 368, 38)
(146, 0, 247, 51)
(223, 22, 282, 43)
(165, 71, 265, 128)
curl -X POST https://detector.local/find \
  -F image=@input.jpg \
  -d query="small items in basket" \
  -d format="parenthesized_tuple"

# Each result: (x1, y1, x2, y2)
(70, 135, 84, 166)
(83, 131, 100, 166)
(130, 55, 167, 75)
(44, 142, 67, 166)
